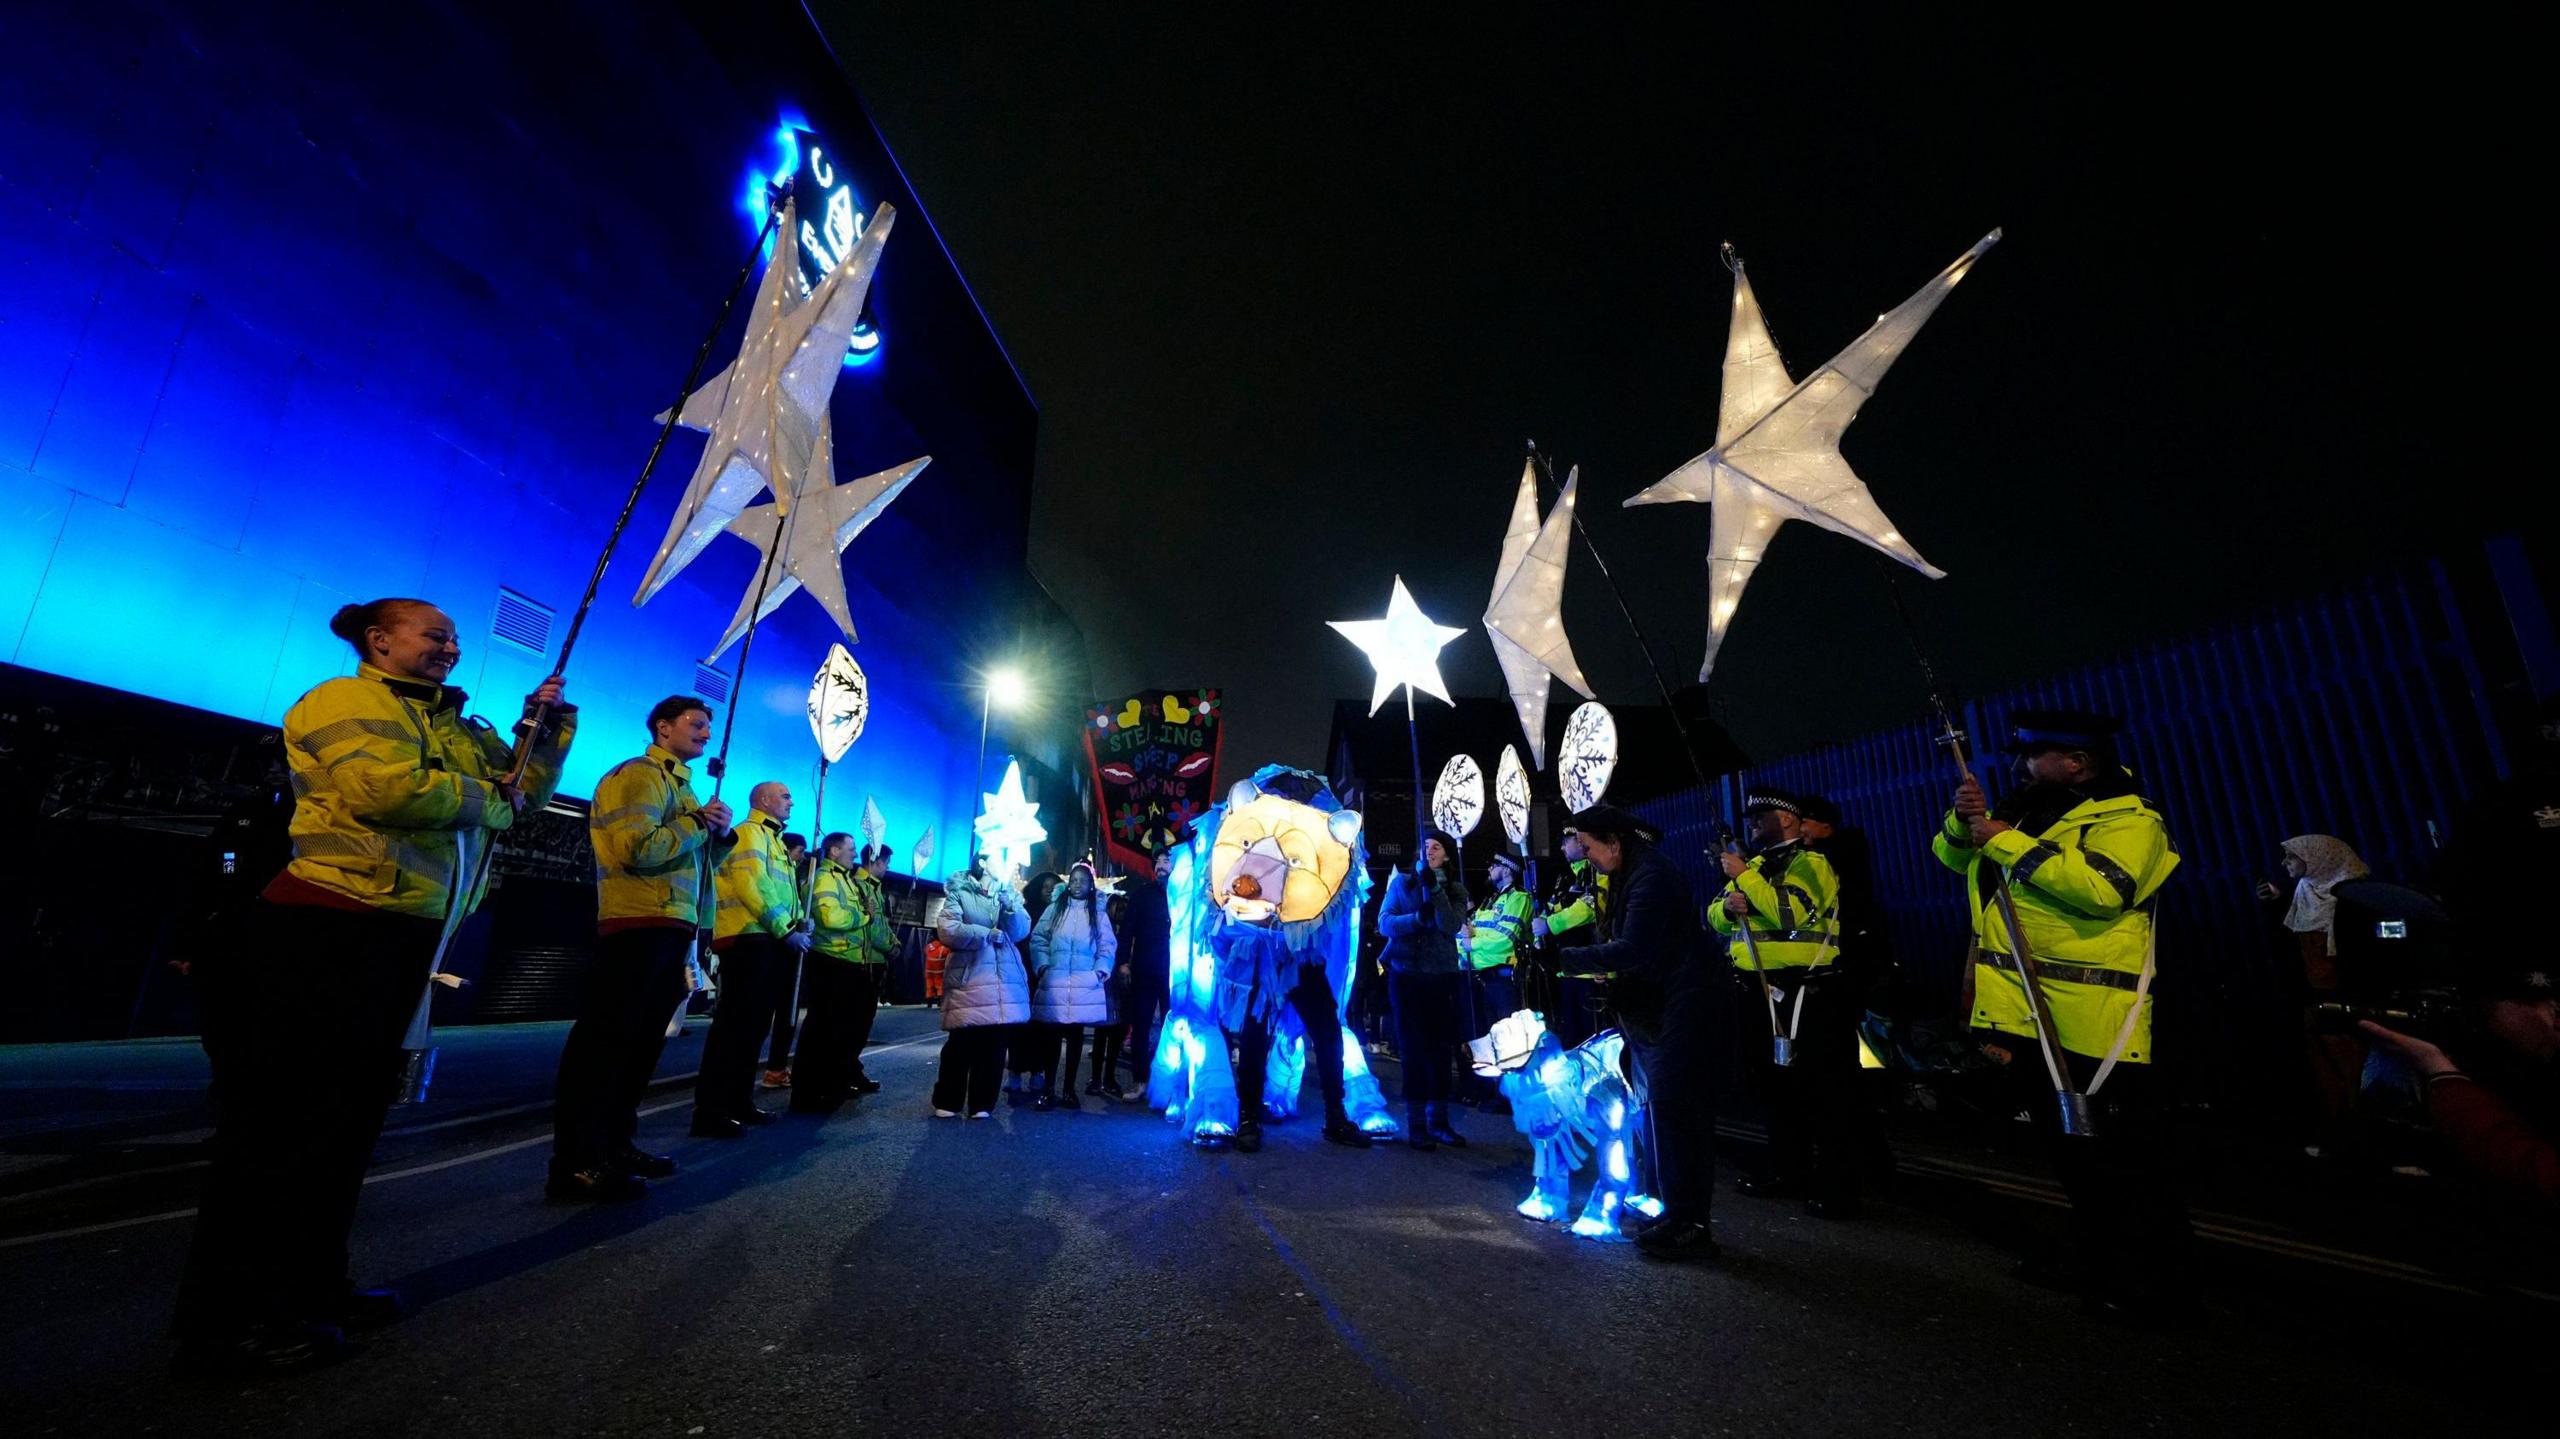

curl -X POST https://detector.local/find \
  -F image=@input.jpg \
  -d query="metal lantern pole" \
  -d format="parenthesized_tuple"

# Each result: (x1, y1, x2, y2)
(1883, 567, 2089, 1135)
(505, 191, 788, 787)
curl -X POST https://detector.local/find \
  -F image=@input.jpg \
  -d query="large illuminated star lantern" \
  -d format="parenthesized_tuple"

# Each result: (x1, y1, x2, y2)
(973, 759, 1047, 878)
(630, 198, 902, 607)
(705, 439, 930, 657)
(1626, 230, 1999, 680)
(1484, 459, 1595, 767)
(1329, 577, 1466, 715)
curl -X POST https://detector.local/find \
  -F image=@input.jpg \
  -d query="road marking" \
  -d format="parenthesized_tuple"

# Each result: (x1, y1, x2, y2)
(0, 1034, 942, 1250)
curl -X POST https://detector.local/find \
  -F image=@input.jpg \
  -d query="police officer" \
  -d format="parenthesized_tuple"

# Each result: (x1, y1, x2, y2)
(1565, 804, 1720, 1262)
(694, 780, 808, 1135)
(1464, 851, 1536, 1031)
(1709, 789, 1866, 1216)
(176, 596, 574, 1374)
(796, 833, 892, 1109)
(1935, 709, 2194, 1325)
(1531, 828, 1610, 1047)
(551, 696, 733, 1202)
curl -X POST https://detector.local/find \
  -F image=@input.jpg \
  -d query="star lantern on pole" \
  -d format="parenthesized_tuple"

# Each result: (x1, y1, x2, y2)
(1624, 231, 1998, 680)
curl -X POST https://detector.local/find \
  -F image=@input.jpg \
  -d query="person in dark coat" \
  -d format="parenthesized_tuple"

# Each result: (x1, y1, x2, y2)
(1378, 828, 1473, 1150)
(1564, 804, 1722, 1262)
(1118, 848, 1176, 1096)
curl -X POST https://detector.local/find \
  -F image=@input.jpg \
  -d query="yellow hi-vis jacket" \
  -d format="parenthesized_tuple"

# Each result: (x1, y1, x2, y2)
(1707, 843, 1840, 970)
(714, 811, 801, 943)
(591, 744, 730, 928)
(812, 862, 897, 964)
(1932, 791, 2179, 1062)
(1465, 887, 1536, 969)
(1543, 860, 1606, 937)
(280, 662, 575, 921)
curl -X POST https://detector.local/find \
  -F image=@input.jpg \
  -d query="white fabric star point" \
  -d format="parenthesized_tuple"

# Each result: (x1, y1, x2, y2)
(1330, 577, 1467, 715)
(1626, 230, 1998, 679)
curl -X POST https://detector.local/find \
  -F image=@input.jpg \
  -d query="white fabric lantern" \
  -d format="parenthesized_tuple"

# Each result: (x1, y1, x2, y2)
(1432, 753, 1485, 840)
(1496, 744, 1531, 847)
(1625, 231, 1997, 679)
(1558, 702, 1618, 814)
(1483, 460, 1594, 767)
(805, 643, 868, 764)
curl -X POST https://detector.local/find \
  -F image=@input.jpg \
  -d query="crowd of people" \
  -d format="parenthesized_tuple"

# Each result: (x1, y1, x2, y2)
(165, 594, 2560, 1380)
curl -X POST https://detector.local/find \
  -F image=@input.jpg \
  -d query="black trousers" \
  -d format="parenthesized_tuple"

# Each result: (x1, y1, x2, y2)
(175, 900, 439, 1336)
(1624, 988, 1718, 1221)
(696, 935, 793, 1120)
(1234, 963, 1348, 1126)
(1029, 1020, 1088, 1094)
(1979, 1035, 2196, 1305)
(1743, 971, 1885, 1199)
(764, 952, 803, 1072)
(1388, 970, 1461, 1107)
(553, 925, 694, 1168)
(1551, 975, 1607, 1049)
(933, 1025, 1008, 1113)
(791, 961, 879, 1103)
(1090, 1012, 1124, 1085)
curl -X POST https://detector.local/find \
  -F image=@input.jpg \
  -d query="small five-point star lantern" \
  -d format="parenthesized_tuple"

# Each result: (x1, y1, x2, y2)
(1330, 577, 1467, 716)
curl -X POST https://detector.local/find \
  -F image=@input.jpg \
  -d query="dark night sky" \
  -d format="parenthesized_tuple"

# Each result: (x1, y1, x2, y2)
(809, 7, 2512, 771)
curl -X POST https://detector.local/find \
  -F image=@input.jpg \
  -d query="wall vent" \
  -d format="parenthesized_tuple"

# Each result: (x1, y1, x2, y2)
(692, 663, 732, 705)
(489, 588, 554, 657)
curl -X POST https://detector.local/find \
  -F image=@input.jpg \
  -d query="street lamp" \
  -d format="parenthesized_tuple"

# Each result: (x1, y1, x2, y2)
(972, 664, 1031, 862)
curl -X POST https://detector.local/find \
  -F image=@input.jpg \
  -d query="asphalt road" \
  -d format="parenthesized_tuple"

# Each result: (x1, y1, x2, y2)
(0, 1008, 2530, 1437)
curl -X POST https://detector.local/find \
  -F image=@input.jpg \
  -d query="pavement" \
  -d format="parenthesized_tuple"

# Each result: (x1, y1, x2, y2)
(0, 1008, 2536, 1437)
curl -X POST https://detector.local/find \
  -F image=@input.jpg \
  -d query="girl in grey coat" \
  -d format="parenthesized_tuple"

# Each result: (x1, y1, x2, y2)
(931, 861, 1031, 1118)
(1027, 861, 1117, 1110)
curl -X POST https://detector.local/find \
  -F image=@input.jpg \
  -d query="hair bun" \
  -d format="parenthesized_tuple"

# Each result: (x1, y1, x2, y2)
(327, 604, 370, 643)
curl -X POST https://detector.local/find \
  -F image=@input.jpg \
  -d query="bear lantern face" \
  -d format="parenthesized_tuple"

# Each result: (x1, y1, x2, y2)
(1209, 782, 1361, 925)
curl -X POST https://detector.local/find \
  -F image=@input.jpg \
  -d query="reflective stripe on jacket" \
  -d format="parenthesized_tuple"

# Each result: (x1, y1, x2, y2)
(1931, 792, 2180, 1061)
(714, 813, 800, 942)
(591, 745, 729, 928)
(811, 860, 864, 961)
(281, 663, 575, 921)
(1466, 888, 1536, 969)
(1706, 844, 1840, 970)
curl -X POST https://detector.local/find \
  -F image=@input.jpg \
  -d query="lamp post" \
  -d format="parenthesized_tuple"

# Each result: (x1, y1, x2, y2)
(971, 664, 1029, 863)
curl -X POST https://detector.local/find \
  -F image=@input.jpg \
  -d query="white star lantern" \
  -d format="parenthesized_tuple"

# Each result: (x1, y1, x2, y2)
(1431, 753, 1486, 840)
(861, 795, 888, 853)
(707, 445, 930, 658)
(910, 825, 936, 879)
(1330, 577, 1467, 715)
(1495, 744, 1531, 847)
(1484, 459, 1595, 767)
(633, 197, 900, 605)
(973, 759, 1047, 879)
(1626, 230, 1999, 680)
(805, 643, 867, 764)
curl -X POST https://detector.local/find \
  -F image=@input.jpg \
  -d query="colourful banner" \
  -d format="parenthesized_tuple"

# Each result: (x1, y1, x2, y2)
(1084, 688, 1223, 874)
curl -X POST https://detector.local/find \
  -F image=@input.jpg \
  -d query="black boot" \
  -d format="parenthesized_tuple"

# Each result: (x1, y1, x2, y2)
(1405, 1105, 1436, 1151)
(1233, 1118, 1264, 1153)
(1426, 1103, 1468, 1148)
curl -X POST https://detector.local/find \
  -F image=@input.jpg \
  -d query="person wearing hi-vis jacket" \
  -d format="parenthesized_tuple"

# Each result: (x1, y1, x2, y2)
(1709, 788, 1869, 1219)
(175, 596, 574, 1377)
(1935, 709, 2194, 1328)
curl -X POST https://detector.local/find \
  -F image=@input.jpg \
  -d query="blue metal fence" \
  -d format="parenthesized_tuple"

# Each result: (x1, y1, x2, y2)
(1636, 560, 2513, 1109)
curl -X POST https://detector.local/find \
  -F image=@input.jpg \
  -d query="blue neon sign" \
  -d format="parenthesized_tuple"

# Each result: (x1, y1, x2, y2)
(738, 118, 881, 367)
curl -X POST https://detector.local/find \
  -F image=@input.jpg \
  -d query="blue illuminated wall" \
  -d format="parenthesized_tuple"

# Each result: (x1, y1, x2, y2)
(0, 0, 1045, 876)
